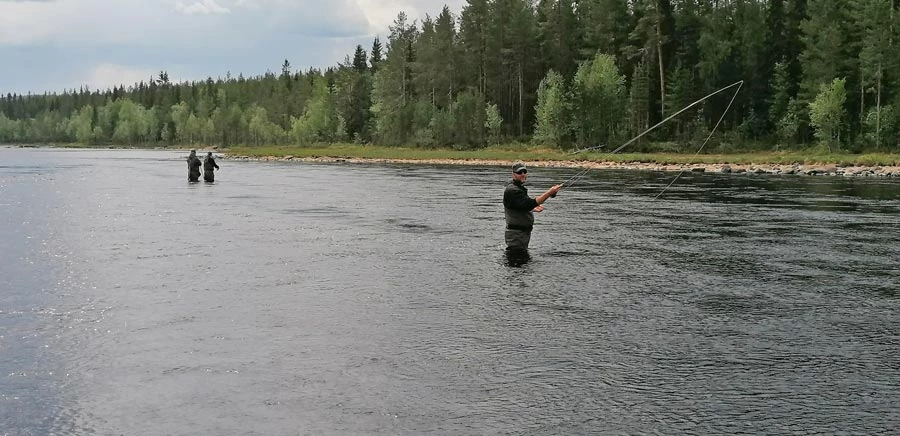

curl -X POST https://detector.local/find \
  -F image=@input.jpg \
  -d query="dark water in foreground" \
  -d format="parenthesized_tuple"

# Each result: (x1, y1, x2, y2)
(1, 147, 899, 435)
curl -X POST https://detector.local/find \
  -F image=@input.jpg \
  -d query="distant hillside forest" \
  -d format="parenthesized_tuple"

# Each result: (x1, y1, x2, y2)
(1, 1, 899, 153)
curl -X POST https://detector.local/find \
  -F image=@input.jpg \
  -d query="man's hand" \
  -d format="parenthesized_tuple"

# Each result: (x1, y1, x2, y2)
(533, 204, 545, 212)
(537, 184, 563, 205)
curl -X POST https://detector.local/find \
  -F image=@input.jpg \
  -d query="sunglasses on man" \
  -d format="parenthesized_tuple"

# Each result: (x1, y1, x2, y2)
(515, 169, 527, 175)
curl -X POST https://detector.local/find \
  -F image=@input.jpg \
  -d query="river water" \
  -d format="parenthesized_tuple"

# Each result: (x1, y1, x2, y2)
(1, 147, 898, 435)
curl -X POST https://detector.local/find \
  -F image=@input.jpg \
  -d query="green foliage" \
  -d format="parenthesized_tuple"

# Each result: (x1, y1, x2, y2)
(577, 0, 630, 69)
(371, 67, 410, 145)
(532, 69, 569, 146)
(799, 1, 854, 107)
(696, 13, 733, 85)
(429, 108, 455, 146)
(212, 103, 246, 145)
(664, 63, 692, 140)
(776, 98, 803, 146)
(352, 45, 368, 72)
(370, 12, 419, 146)
(485, 102, 503, 145)
(67, 105, 96, 143)
(0, 112, 22, 142)
(111, 99, 155, 144)
(96, 103, 118, 143)
(537, 0, 579, 80)
(289, 78, 340, 145)
(769, 61, 791, 127)
(809, 78, 847, 151)
(170, 102, 191, 143)
(571, 52, 626, 148)
(411, 100, 435, 146)
(862, 105, 897, 151)
(370, 37, 383, 72)
(626, 61, 650, 150)
(332, 65, 373, 142)
(248, 105, 284, 146)
(160, 123, 174, 143)
(451, 89, 487, 149)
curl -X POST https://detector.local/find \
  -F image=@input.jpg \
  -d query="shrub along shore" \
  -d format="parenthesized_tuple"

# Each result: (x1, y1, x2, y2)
(223, 145, 900, 178)
(7, 144, 899, 177)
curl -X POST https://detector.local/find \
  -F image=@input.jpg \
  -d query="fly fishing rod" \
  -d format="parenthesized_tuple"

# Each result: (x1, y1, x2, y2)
(559, 80, 744, 197)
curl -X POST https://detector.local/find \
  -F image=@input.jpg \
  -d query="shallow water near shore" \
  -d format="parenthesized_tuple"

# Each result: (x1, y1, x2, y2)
(2, 147, 899, 435)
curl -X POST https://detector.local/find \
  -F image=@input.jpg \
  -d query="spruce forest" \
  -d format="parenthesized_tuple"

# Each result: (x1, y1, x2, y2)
(1, 0, 899, 153)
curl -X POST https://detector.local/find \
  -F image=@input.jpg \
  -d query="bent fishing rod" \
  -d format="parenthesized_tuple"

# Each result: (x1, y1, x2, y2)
(558, 80, 744, 198)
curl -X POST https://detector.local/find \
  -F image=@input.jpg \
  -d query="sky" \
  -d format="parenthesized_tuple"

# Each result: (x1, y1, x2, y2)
(0, 0, 467, 95)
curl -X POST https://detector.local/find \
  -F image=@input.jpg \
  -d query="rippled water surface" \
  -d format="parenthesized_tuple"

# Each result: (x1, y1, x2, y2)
(2, 147, 899, 435)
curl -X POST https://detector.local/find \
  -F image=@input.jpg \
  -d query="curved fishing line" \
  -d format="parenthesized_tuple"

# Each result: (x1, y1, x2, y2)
(652, 80, 743, 199)
(560, 80, 744, 195)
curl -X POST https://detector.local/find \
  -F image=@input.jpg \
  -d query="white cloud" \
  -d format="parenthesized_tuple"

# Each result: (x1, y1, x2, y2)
(0, 0, 59, 44)
(0, 0, 183, 45)
(175, 0, 229, 15)
(354, 0, 467, 33)
(0, 0, 467, 46)
(0, 0, 472, 94)
(78, 63, 158, 90)
(0, 0, 371, 46)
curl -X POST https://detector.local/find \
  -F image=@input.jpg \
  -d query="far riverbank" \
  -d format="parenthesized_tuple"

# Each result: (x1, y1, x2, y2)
(223, 146, 900, 178)
(5, 144, 899, 177)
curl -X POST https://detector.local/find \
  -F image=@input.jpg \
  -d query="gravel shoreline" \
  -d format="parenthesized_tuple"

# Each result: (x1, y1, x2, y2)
(223, 154, 900, 177)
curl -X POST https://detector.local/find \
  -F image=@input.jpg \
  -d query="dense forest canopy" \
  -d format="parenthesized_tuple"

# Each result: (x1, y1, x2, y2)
(2, 0, 899, 152)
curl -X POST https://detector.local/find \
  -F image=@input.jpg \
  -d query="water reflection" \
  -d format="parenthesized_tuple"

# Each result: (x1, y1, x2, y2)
(504, 248, 531, 267)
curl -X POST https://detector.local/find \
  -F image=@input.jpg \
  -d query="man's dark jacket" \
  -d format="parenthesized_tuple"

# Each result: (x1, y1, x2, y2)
(187, 156, 202, 181)
(203, 157, 219, 182)
(504, 180, 538, 231)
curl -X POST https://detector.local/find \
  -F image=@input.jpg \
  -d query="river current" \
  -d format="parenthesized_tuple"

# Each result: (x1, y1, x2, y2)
(1, 147, 898, 435)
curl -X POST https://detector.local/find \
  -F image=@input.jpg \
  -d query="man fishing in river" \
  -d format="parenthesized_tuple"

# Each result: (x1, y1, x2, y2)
(203, 152, 219, 182)
(186, 150, 201, 182)
(503, 162, 562, 253)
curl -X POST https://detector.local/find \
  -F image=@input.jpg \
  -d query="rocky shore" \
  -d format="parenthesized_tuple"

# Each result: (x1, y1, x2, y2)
(223, 154, 900, 177)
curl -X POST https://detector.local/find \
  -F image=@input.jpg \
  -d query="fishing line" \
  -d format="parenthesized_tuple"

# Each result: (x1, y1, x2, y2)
(560, 80, 744, 197)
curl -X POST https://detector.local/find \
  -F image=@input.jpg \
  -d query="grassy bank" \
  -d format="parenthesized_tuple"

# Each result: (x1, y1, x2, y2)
(9, 142, 899, 166)
(223, 144, 900, 167)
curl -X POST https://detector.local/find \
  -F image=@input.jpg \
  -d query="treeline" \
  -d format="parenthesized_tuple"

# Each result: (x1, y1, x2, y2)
(2, 0, 899, 152)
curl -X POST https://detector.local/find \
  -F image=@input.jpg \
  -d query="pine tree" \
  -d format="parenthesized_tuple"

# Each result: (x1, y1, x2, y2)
(352, 45, 368, 73)
(370, 37, 383, 73)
